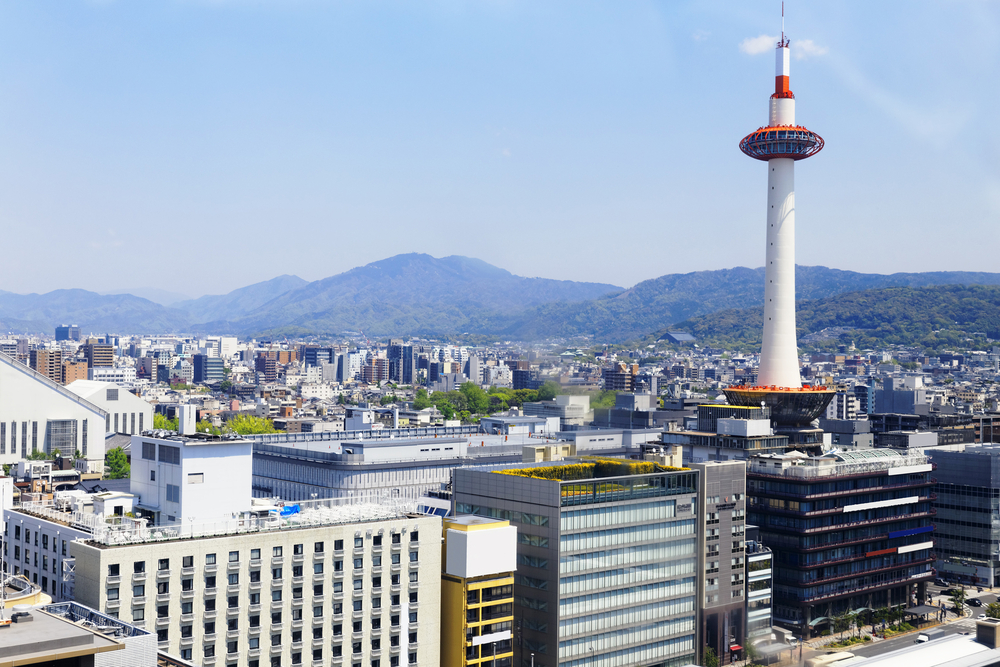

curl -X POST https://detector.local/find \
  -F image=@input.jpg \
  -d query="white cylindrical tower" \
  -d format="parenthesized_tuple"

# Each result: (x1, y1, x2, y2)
(738, 35, 824, 388)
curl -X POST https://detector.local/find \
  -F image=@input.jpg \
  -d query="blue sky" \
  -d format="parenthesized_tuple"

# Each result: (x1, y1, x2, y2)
(0, 1, 998, 298)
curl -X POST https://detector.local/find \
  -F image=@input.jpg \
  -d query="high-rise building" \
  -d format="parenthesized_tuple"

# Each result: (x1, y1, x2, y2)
(82, 343, 114, 368)
(440, 516, 517, 667)
(55, 324, 80, 342)
(302, 346, 335, 368)
(63, 360, 89, 385)
(747, 450, 935, 634)
(453, 460, 701, 667)
(30, 349, 63, 383)
(193, 354, 225, 384)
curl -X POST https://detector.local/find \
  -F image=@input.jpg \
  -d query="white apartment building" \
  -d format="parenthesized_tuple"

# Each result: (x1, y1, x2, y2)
(66, 380, 154, 437)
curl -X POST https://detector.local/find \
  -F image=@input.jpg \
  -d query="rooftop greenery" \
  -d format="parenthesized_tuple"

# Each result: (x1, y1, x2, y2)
(495, 458, 688, 481)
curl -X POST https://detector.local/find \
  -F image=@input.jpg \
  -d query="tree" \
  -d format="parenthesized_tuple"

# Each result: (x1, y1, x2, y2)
(951, 587, 967, 614)
(153, 413, 178, 431)
(459, 382, 490, 414)
(106, 447, 130, 479)
(196, 421, 221, 435)
(986, 602, 1000, 619)
(227, 414, 282, 435)
(537, 381, 560, 401)
(413, 389, 431, 410)
(703, 646, 719, 667)
(219, 379, 233, 393)
(27, 449, 49, 461)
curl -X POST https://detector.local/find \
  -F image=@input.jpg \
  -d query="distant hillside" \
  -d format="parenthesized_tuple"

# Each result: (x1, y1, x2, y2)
(496, 266, 1000, 342)
(195, 253, 623, 337)
(175, 275, 309, 324)
(668, 284, 1000, 352)
(0, 289, 188, 334)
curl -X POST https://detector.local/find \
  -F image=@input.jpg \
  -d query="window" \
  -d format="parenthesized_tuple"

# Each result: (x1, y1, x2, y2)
(314, 563, 324, 574)
(372, 597, 381, 609)
(314, 584, 323, 596)
(391, 554, 400, 565)
(354, 558, 363, 570)
(293, 565, 303, 577)
(391, 533, 400, 545)
(334, 539, 344, 551)
(314, 605, 323, 618)
(182, 579, 193, 591)
(272, 612, 282, 624)
(107, 388, 119, 401)
(250, 593, 260, 605)
(355, 537, 363, 548)
(272, 568, 283, 580)
(150, 470, 156, 482)
(372, 555, 381, 567)
(228, 573, 239, 585)
(183, 555, 193, 568)
(408, 612, 417, 623)
(250, 615, 260, 627)
(229, 551, 240, 563)
(158, 558, 169, 571)
(334, 560, 343, 572)
(158, 605, 168, 618)
(291, 608, 302, 621)
(187, 473, 204, 484)
(157, 629, 168, 642)
(205, 599, 216, 612)
(158, 445, 180, 464)
(157, 581, 169, 595)
(409, 551, 418, 562)
(353, 600, 362, 611)
(206, 576, 216, 589)
(204, 645, 215, 658)
(227, 641, 238, 654)
(133, 608, 145, 621)
(272, 590, 282, 602)
(314, 542, 324, 553)
(251, 548, 261, 560)
(249, 637, 260, 649)
(408, 592, 417, 603)
(142, 442, 155, 460)
(108, 564, 120, 577)
(228, 596, 239, 609)
(250, 570, 260, 583)
(107, 587, 119, 600)
(408, 572, 418, 583)
(133, 584, 145, 597)
(373, 535, 382, 547)
(273, 546, 283, 557)
(293, 544, 303, 555)
(181, 625, 193, 638)
(372, 576, 381, 589)
(271, 634, 282, 647)
(206, 553, 216, 565)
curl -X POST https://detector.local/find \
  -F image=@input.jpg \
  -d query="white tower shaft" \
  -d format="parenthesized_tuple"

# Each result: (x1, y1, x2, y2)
(758, 44, 801, 388)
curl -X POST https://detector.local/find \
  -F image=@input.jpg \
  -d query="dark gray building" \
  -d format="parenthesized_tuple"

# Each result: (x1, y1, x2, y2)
(928, 446, 1000, 586)
(192, 354, 224, 384)
(453, 461, 701, 667)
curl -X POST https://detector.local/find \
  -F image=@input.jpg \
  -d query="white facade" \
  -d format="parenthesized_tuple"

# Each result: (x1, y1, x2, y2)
(2, 506, 92, 601)
(130, 434, 252, 525)
(65, 380, 154, 438)
(88, 366, 138, 386)
(0, 354, 106, 464)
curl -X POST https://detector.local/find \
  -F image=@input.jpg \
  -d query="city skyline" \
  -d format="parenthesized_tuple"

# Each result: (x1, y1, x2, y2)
(0, 2, 996, 297)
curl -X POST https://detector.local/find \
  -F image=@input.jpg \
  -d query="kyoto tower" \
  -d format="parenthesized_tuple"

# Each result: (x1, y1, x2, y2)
(724, 13, 834, 425)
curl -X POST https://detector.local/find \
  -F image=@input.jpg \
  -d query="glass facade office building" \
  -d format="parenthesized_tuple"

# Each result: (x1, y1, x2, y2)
(453, 463, 700, 667)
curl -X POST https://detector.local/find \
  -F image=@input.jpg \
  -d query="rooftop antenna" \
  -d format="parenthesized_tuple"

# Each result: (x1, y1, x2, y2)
(781, 2, 785, 43)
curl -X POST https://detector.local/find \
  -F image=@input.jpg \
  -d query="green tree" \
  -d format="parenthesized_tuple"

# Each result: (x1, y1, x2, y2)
(702, 646, 719, 667)
(27, 449, 49, 460)
(951, 587, 967, 614)
(153, 413, 179, 431)
(459, 382, 490, 414)
(986, 602, 1000, 619)
(51, 449, 62, 459)
(196, 421, 221, 435)
(413, 388, 431, 410)
(227, 414, 282, 435)
(537, 381, 560, 401)
(380, 394, 399, 406)
(219, 379, 233, 393)
(105, 447, 130, 479)
(2, 463, 12, 476)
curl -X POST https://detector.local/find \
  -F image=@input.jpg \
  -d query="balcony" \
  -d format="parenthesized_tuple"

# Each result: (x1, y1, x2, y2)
(132, 596, 147, 606)
(132, 572, 147, 582)
(181, 566, 195, 576)
(106, 575, 121, 585)
(156, 569, 171, 579)
(227, 562, 241, 573)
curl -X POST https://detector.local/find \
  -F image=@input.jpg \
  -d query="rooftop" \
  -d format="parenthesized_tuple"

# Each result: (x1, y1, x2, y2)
(494, 458, 687, 482)
(15, 496, 419, 547)
(0, 606, 126, 664)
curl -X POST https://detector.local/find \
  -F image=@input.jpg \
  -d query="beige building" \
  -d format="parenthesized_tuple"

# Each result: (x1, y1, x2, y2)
(69, 502, 441, 667)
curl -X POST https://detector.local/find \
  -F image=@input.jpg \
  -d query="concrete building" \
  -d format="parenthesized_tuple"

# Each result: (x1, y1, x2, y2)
(65, 380, 154, 437)
(193, 354, 225, 384)
(745, 526, 773, 645)
(63, 360, 89, 385)
(691, 460, 749, 665)
(0, 601, 157, 666)
(453, 460, 700, 667)
(30, 349, 63, 384)
(664, 405, 792, 464)
(0, 353, 106, 465)
(440, 516, 516, 667)
(747, 450, 935, 634)
(88, 366, 137, 386)
(522, 395, 592, 429)
(928, 446, 1000, 586)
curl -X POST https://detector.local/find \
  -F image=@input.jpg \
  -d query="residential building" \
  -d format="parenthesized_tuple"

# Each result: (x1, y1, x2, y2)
(88, 365, 138, 385)
(65, 380, 154, 437)
(522, 395, 592, 429)
(63, 361, 89, 385)
(747, 450, 935, 634)
(55, 324, 81, 342)
(82, 344, 115, 368)
(745, 526, 773, 645)
(927, 446, 1000, 586)
(824, 391, 860, 421)
(30, 349, 63, 384)
(453, 460, 700, 667)
(440, 516, 517, 667)
(0, 353, 106, 465)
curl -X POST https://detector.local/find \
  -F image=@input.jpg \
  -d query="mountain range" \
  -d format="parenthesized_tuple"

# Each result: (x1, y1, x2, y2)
(2, 253, 1000, 342)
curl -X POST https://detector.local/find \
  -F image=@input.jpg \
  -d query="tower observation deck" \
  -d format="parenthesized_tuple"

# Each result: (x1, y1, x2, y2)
(724, 25, 833, 426)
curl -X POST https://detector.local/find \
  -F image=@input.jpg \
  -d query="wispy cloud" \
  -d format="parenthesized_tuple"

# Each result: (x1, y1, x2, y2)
(739, 34, 778, 55)
(692, 29, 710, 42)
(794, 39, 828, 60)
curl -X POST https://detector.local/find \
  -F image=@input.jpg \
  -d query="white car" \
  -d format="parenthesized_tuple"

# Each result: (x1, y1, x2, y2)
(979, 614, 988, 620)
